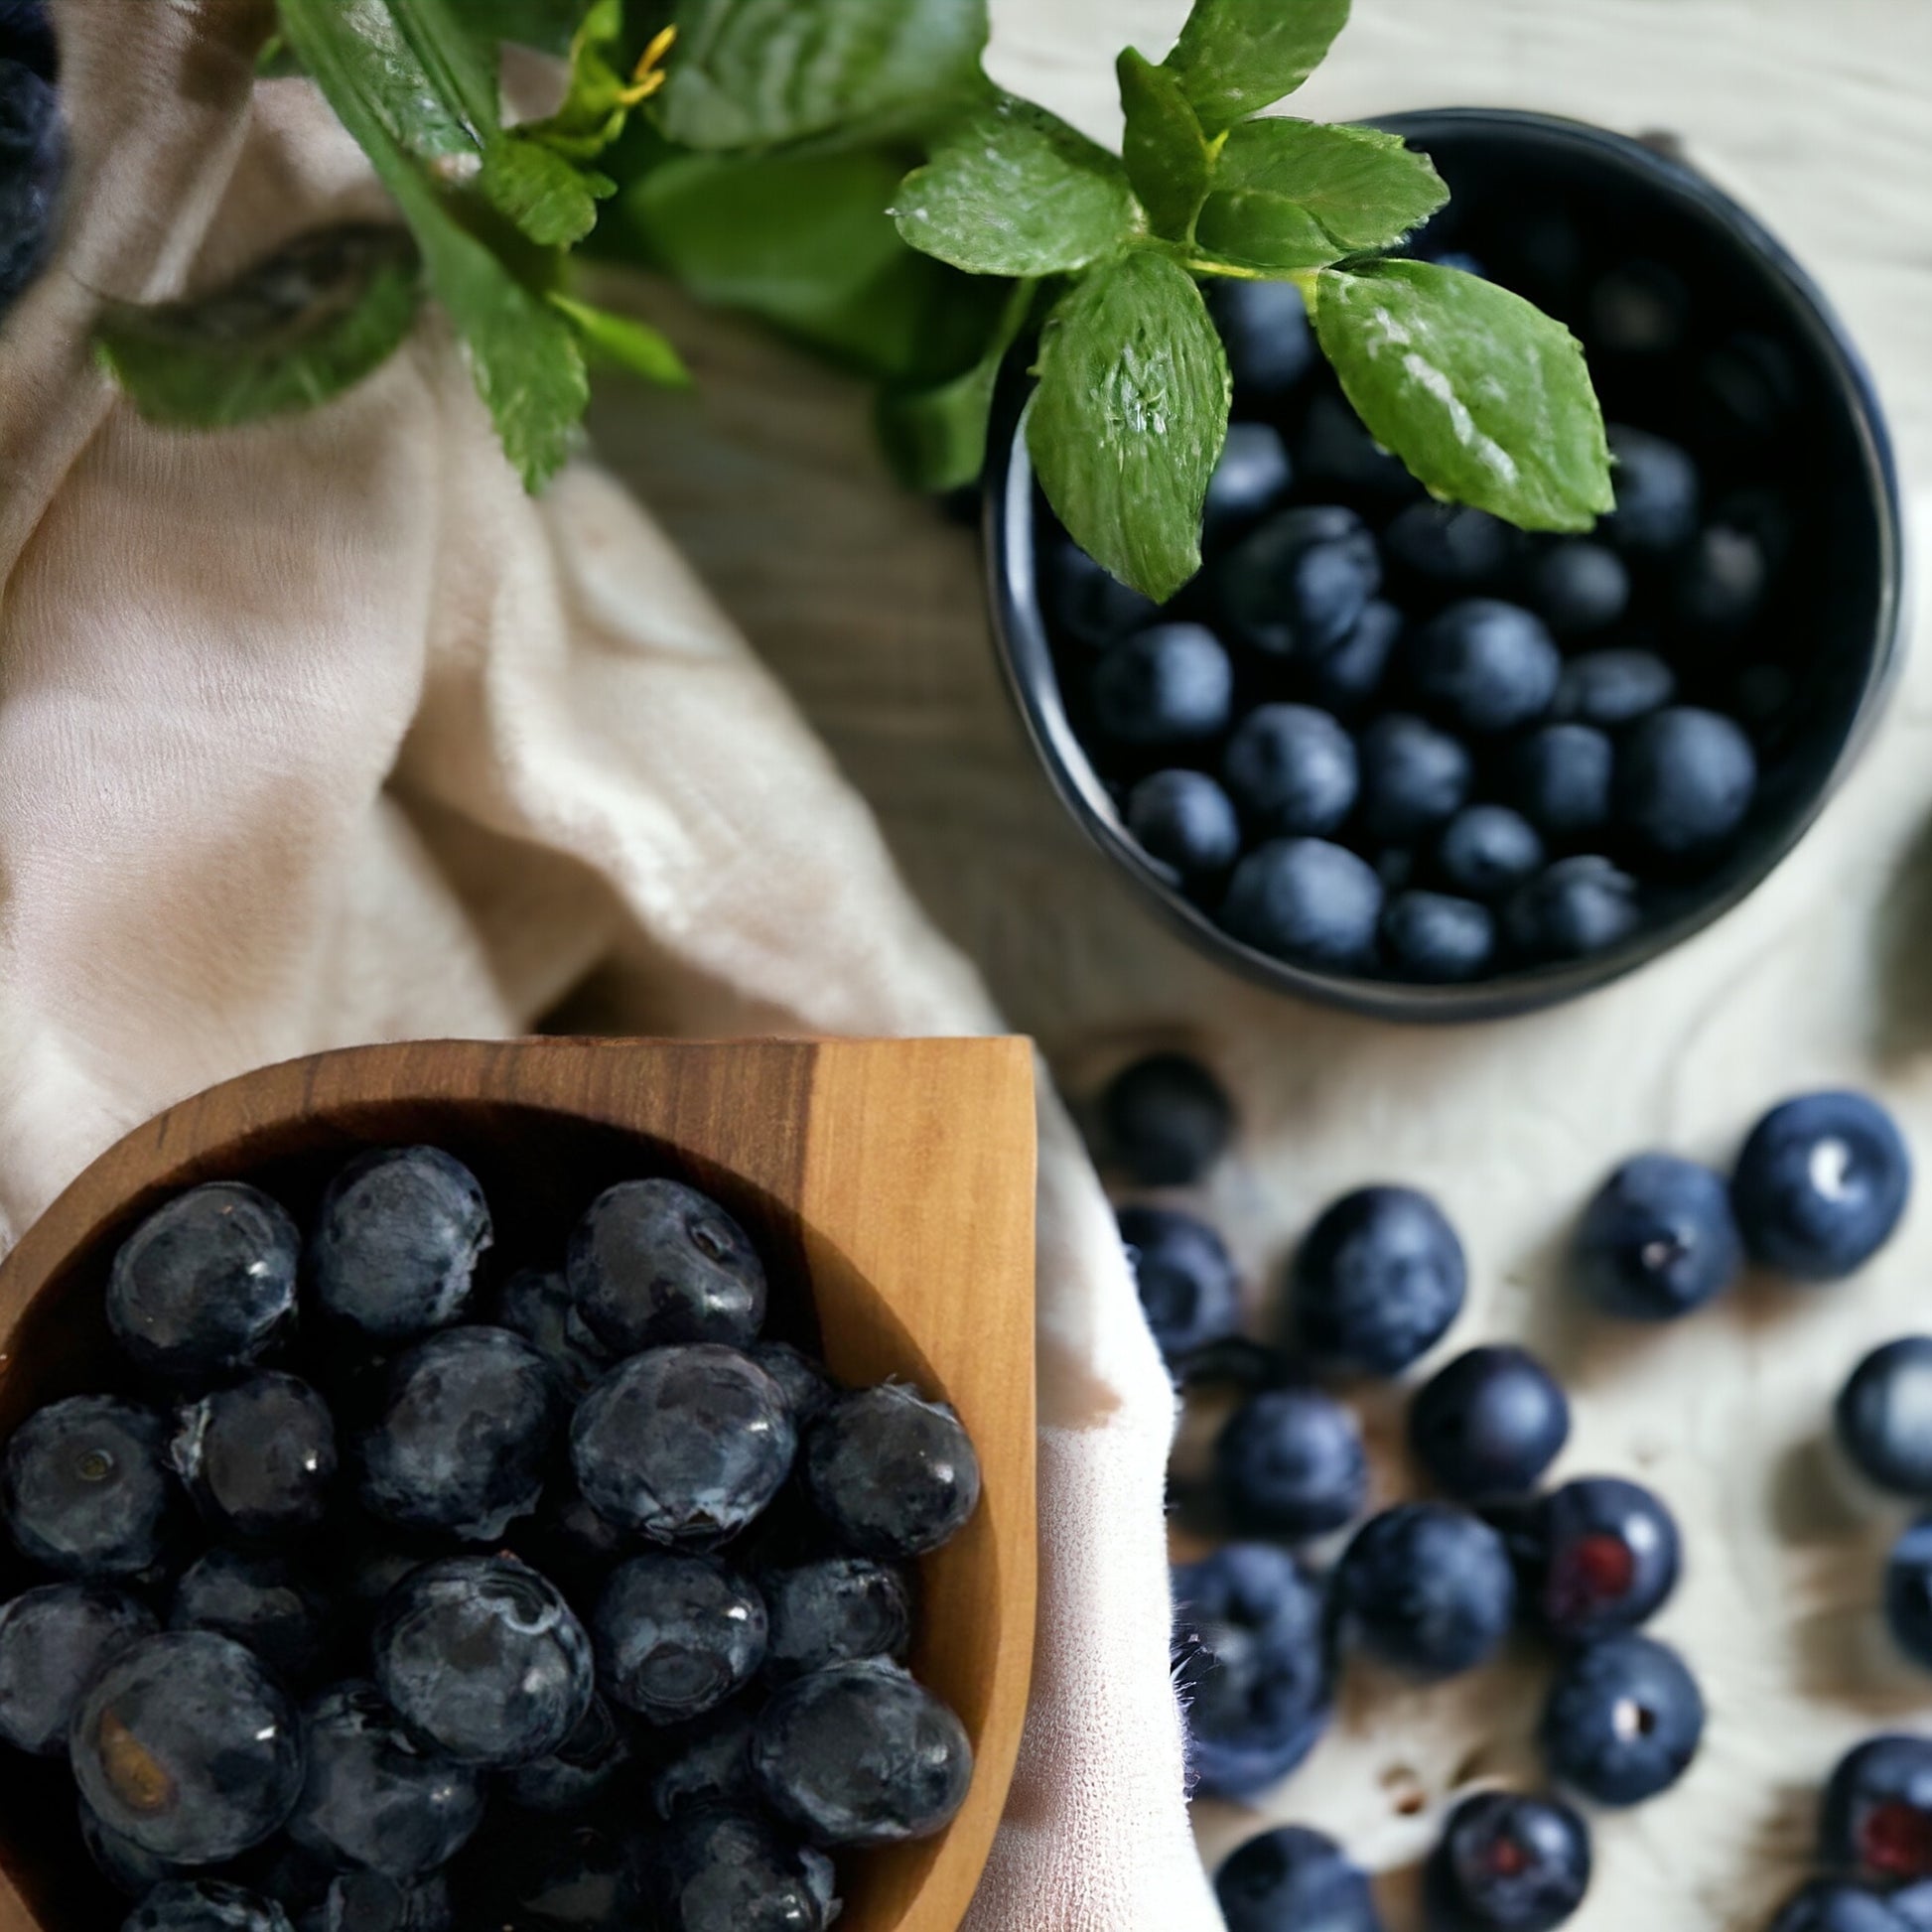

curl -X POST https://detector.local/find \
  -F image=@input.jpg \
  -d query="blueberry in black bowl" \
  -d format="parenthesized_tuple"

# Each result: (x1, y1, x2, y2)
(1381, 890, 1495, 985)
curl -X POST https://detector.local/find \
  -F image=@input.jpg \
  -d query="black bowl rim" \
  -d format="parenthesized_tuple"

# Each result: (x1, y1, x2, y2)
(983, 104, 1907, 1024)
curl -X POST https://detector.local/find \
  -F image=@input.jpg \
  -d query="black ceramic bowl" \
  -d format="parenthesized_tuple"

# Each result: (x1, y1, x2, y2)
(986, 108, 1905, 1021)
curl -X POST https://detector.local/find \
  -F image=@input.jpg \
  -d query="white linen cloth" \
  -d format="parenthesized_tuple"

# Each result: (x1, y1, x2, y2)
(0, 4, 1222, 1926)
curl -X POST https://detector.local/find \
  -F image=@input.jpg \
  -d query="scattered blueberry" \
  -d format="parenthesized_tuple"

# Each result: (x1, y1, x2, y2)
(1510, 725, 1612, 841)
(1090, 623, 1233, 745)
(1541, 1632, 1704, 1805)
(1885, 1521, 1932, 1672)
(1382, 890, 1495, 983)
(1309, 601, 1403, 713)
(121, 1882, 294, 1932)
(1291, 1184, 1466, 1376)
(639, 1808, 840, 1932)
(1838, 1340, 1932, 1497)
(1551, 647, 1674, 727)
(1426, 1790, 1591, 1931)
(1101, 1051, 1233, 1187)
(593, 1553, 765, 1724)
(1224, 704, 1360, 838)
(1215, 1825, 1384, 1932)
(1436, 805, 1545, 902)
(1769, 1882, 1913, 1932)
(1209, 280, 1315, 400)
(1503, 855, 1641, 963)
(308, 1148, 490, 1342)
(1675, 522, 1768, 634)
(1574, 1154, 1744, 1320)
(1221, 506, 1382, 658)
(1822, 1734, 1932, 1883)
(1223, 838, 1384, 970)
(3, 1395, 174, 1579)
(1521, 1476, 1682, 1642)
(1615, 706, 1757, 858)
(1407, 601, 1561, 735)
(1043, 538, 1160, 648)
(803, 1383, 979, 1560)
(1336, 1503, 1515, 1677)
(761, 1557, 911, 1683)
(1127, 770, 1242, 879)
(1118, 1205, 1241, 1363)
(1603, 427, 1701, 555)
(1520, 542, 1630, 637)
(569, 1178, 766, 1355)
(1204, 423, 1296, 543)
(503, 1694, 630, 1816)
(72, 1631, 305, 1863)
(0, 54, 63, 316)
(494, 1267, 612, 1397)
(0, 1582, 155, 1755)
(752, 1658, 972, 1847)
(1384, 503, 1513, 587)
(173, 1373, 338, 1542)
(1732, 1091, 1911, 1281)
(1215, 1386, 1368, 1539)
(1410, 1346, 1570, 1500)
(170, 1549, 332, 1683)
(1356, 714, 1473, 844)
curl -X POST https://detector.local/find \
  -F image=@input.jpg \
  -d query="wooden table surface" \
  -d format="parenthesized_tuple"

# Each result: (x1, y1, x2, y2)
(587, 4, 1932, 1924)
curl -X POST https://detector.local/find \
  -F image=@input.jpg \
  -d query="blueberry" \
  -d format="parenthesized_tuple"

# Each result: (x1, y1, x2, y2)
(1126, 769, 1242, 878)
(1615, 706, 1757, 858)
(1603, 427, 1700, 555)
(1309, 600, 1403, 713)
(1770, 1882, 1914, 1932)
(760, 1557, 911, 1682)
(1436, 806, 1545, 903)
(1675, 523, 1769, 634)
(650, 1699, 759, 1819)
(1733, 1092, 1911, 1281)
(1410, 1347, 1570, 1500)
(371, 1556, 592, 1767)
(1552, 647, 1674, 728)
(1521, 1476, 1681, 1641)
(1898, 1881, 1932, 1932)
(573, 1345, 796, 1546)
(1356, 714, 1473, 844)
(1840, 1341, 1932, 1498)
(494, 1267, 613, 1397)
(72, 1631, 305, 1863)
(0, 57, 62, 315)
(456, 1818, 636, 1931)
(1210, 279, 1316, 401)
(309, 1149, 490, 1342)
(747, 1342, 836, 1427)
(1426, 1791, 1590, 1931)
(1407, 601, 1561, 734)
(1384, 503, 1513, 588)
(592, 1552, 764, 1724)
(1204, 422, 1295, 543)
(107, 1182, 300, 1381)
(1101, 1050, 1234, 1186)
(359, 1326, 561, 1542)
(1172, 1543, 1329, 1797)
(1510, 725, 1611, 842)
(1823, 1734, 1932, 1882)
(1220, 506, 1382, 658)
(1215, 1385, 1368, 1538)
(122, 1882, 294, 1932)
(286, 1681, 483, 1879)
(1089, 623, 1233, 745)
(1291, 1185, 1466, 1376)
(1587, 259, 1689, 356)
(1223, 704, 1358, 838)
(569, 1178, 767, 1356)
(82, 1801, 187, 1896)
(503, 1694, 629, 1814)
(1215, 1825, 1384, 1932)
(1886, 1521, 1932, 1671)
(1298, 391, 1423, 502)
(1335, 1504, 1514, 1676)
(1700, 331, 1801, 443)
(3, 1395, 174, 1579)
(1503, 856, 1641, 962)
(1222, 838, 1384, 971)
(752, 1658, 972, 1846)
(171, 1550, 332, 1683)
(0, 3, 57, 79)
(1118, 1204, 1241, 1362)
(640, 1808, 840, 1932)
(1541, 1632, 1704, 1805)
(1042, 538, 1160, 648)
(1574, 1153, 1743, 1320)
(802, 1383, 978, 1559)
(173, 1373, 338, 1542)
(0, 1583, 155, 1754)
(293, 1868, 451, 1932)
(1520, 542, 1630, 637)
(1382, 891, 1495, 984)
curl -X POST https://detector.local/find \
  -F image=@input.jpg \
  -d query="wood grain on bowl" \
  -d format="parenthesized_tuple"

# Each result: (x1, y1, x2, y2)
(0, 1035, 1039, 1932)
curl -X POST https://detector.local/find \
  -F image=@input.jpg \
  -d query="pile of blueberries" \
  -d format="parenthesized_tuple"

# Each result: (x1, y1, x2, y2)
(0, 1146, 981, 1932)
(1035, 232, 1806, 986)
(1, 0, 62, 318)
(1101, 1051, 1921, 1930)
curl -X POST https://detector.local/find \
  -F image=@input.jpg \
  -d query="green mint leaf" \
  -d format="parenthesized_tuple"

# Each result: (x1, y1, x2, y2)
(279, 0, 590, 487)
(1163, 0, 1351, 136)
(1192, 118, 1447, 271)
(321, 0, 477, 161)
(384, 0, 501, 148)
(878, 276, 1034, 490)
(466, 0, 591, 55)
(894, 92, 1140, 277)
(659, 0, 988, 152)
(1311, 257, 1612, 531)
(93, 225, 422, 429)
(548, 292, 690, 384)
(1028, 248, 1228, 601)
(1116, 48, 1212, 240)
(479, 137, 613, 247)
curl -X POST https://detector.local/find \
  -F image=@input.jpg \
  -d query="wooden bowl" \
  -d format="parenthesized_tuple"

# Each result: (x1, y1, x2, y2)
(0, 1036, 1038, 1932)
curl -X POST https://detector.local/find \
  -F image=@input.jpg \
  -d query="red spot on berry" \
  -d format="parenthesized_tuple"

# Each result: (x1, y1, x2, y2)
(1546, 1531, 1635, 1618)
(1860, 1800, 1932, 1879)
(1486, 1833, 1532, 1878)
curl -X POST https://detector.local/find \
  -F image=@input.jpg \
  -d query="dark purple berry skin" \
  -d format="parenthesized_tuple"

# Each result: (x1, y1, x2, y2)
(1090, 624, 1234, 746)
(639, 1808, 840, 1932)
(0, 56, 61, 316)
(0, 1583, 156, 1754)
(1291, 1185, 1466, 1377)
(1517, 1476, 1682, 1642)
(1732, 1091, 1912, 1282)
(1436, 806, 1545, 903)
(803, 1384, 979, 1560)
(291, 1867, 452, 1931)
(1209, 280, 1314, 401)
(1335, 1504, 1515, 1678)
(1427, 1791, 1590, 1931)
(572, 1345, 795, 1547)
(121, 1881, 295, 1932)
(170, 1549, 332, 1684)
(650, 1699, 760, 1820)
(308, 1148, 491, 1341)
(1552, 647, 1673, 728)
(1601, 426, 1700, 555)
(1220, 506, 1382, 660)
(3, 1396, 175, 1580)
(1204, 422, 1295, 544)
(1521, 542, 1630, 638)
(1574, 1154, 1743, 1321)
(502, 1694, 630, 1814)
(1118, 1205, 1241, 1363)
(1215, 1825, 1384, 1932)
(748, 1342, 836, 1427)
(1504, 856, 1641, 963)
(80, 1800, 186, 1896)
(1215, 1386, 1367, 1539)
(1407, 600, 1561, 735)
(173, 1373, 338, 1542)
(371, 1556, 593, 1769)
(286, 1680, 483, 1880)
(494, 1267, 613, 1397)
(1769, 1882, 1913, 1932)
(358, 1326, 562, 1543)
(1382, 892, 1495, 984)
(1822, 1735, 1932, 1885)
(454, 1819, 636, 1932)
(751, 1658, 972, 1847)
(1042, 537, 1160, 648)
(1222, 838, 1384, 971)
(1541, 1633, 1704, 1805)
(593, 1553, 766, 1725)
(569, 1178, 767, 1355)
(71, 1631, 306, 1864)
(1410, 1346, 1570, 1501)
(1126, 770, 1243, 880)
(1839, 1341, 1932, 1498)
(1223, 704, 1359, 839)
(760, 1557, 912, 1683)
(1102, 1052, 1235, 1187)
(1614, 707, 1757, 859)
(1356, 714, 1472, 845)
